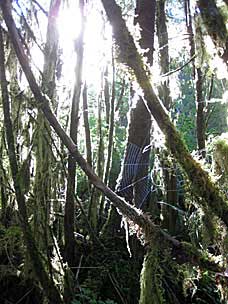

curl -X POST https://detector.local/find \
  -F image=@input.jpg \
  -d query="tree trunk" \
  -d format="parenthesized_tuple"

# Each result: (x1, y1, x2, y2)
(83, 82, 92, 168)
(116, 0, 155, 209)
(64, 0, 85, 269)
(104, 0, 155, 237)
(157, 0, 178, 234)
(196, 67, 206, 157)
(33, 0, 60, 285)
(185, 0, 206, 157)
(88, 87, 104, 231)
(99, 53, 116, 226)
(139, 244, 164, 304)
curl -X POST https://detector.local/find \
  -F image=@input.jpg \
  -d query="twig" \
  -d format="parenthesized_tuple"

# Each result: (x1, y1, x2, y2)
(108, 271, 127, 304)
(161, 54, 196, 77)
(74, 193, 105, 249)
(15, 288, 34, 304)
(31, 0, 48, 16)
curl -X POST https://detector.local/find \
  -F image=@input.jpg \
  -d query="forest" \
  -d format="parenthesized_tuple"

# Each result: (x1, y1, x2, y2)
(0, 0, 228, 303)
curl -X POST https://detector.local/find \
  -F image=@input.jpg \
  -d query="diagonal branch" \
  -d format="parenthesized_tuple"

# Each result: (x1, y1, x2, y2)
(100, 0, 228, 227)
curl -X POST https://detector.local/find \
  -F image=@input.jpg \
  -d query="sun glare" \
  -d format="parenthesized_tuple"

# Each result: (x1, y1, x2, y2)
(57, 2, 82, 45)
(56, 0, 112, 91)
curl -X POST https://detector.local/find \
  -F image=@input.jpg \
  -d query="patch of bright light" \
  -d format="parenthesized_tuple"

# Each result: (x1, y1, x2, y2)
(83, 2, 112, 88)
(203, 36, 228, 80)
(57, 1, 81, 44)
(56, 0, 113, 94)
(222, 91, 228, 104)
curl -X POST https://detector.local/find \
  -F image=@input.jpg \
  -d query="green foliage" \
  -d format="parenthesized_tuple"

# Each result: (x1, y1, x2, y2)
(71, 288, 117, 304)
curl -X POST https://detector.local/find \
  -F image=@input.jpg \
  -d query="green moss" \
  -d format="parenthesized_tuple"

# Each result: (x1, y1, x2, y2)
(139, 244, 165, 304)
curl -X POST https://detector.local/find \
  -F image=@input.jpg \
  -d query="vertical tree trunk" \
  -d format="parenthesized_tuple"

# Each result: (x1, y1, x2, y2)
(0, 135, 7, 225)
(139, 244, 164, 304)
(99, 51, 116, 226)
(103, 0, 156, 237)
(116, 0, 156, 208)
(184, 0, 196, 78)
(195, 67, 206, 157)
(157, 0, 172, 109)
(104, 66, 110, 127)
(184, 0, 206, 157)
(88, 88, 104, 230)
(64, 0, 85, 268)
(83, 82, 92, 168)
(33, 0, 60, 283)
(157, 0, 178, 234)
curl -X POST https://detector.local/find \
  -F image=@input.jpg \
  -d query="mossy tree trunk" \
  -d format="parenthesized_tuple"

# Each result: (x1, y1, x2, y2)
(88, 85, 105, 231)
(122, 0, 155, 208)
(185, 0, 206, 158)
(195, 67, 206, 156)
(139, 242, 164, 304)
(0, 132, 7, 226)
(33, 0, 60, 286)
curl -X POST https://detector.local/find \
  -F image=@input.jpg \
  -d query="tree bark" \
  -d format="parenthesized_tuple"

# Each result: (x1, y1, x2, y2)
(184, 0, 196, 78)
(134, 0, 156, 65)
(157, 0, 172, 109)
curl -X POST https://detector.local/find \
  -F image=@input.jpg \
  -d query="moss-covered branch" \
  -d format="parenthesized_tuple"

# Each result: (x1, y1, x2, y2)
(100, 0, 228, 227)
